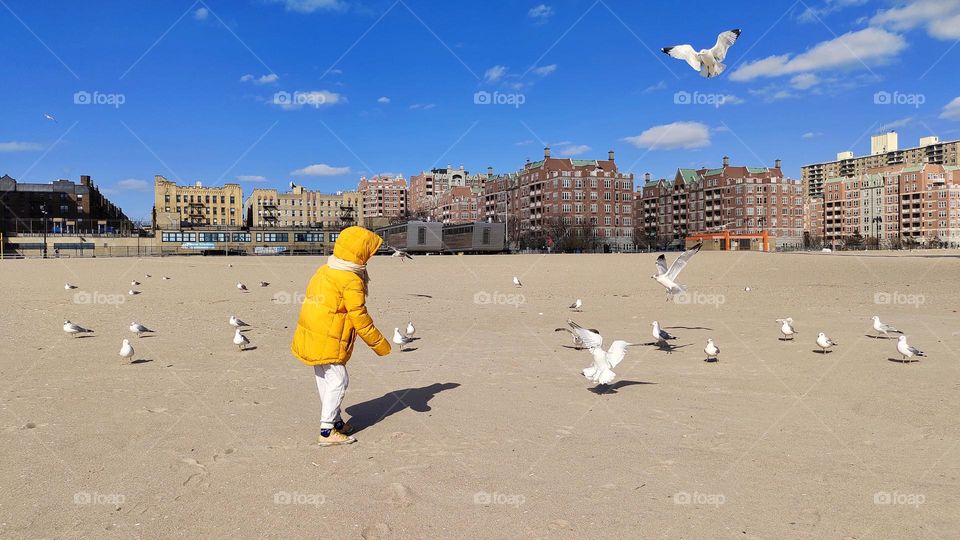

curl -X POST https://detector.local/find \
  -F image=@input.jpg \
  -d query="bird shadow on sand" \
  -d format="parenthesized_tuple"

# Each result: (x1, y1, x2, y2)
(887, 357, 919, 364)
(664, 326, 712, 331)
(588, 380, 655, 394)
(407, 294, 433, 299)
(129, 359, 153, 365)
(865, 335, 896, 340)
(811, 349, 834, 354)
(399, 347, 419, 353)
(345, 382, 461, 433)
(647, 342, 690, 353)
(240, 346, 258, 352)
(74, 335, 96, 339)
(777, 337, 798, 341)
(138, 335, 157, 339)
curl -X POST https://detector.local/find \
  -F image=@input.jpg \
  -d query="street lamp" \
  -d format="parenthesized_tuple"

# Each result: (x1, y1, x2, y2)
(40, 203, 48, 259)
(872, 216, 883, 249)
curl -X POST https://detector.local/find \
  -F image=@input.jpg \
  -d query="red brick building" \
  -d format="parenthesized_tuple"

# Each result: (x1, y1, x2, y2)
(482, 148, 634, 250)
(408, 165, 487, 216)
(357, 175, 407, 228)
(430, 186, 483, 224)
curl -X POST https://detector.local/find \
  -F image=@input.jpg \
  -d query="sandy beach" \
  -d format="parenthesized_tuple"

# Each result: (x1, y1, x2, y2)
(1, 251, 958, 539)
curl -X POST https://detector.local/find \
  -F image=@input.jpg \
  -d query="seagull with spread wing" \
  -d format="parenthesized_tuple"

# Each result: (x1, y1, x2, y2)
(566, 324, 635, 385)
(662, 29, 741, 78)
(555, 319, 601, 350)
(653, 241, 702, 299)
(389, 246, 413, 261)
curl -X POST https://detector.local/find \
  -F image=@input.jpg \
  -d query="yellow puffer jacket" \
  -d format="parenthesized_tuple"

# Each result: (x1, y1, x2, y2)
(291, 226, 391, 365)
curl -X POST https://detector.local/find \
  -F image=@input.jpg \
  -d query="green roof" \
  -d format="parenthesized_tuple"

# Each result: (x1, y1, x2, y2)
(901, 165, 924, 173)
(944, 165, 960, 171)
(703, 168, 724, 176)
(746, 167, 770, 174)
(571, 159, 597, 166)
(527, 160, 545, 169)
(824, 176, 845, 184)
(643, 180, 660, 188)
(677, 168, 701, 183)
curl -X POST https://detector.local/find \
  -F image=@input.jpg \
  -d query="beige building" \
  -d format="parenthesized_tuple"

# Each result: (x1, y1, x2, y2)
(802, 133, 960, 198)
(245, 185, 361, 229)
(153, 175, 243, 228)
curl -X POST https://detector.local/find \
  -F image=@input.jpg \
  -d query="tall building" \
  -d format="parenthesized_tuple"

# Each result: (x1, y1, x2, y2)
(357, 175, 407, 228)
(408, 165, 488, 215)
(430, 186, 483, 224)
(801, 133, 960, 198)
(482, 148, 634, 249)
(153, 175, 243, 228)
(245, 184, 361, 229)
(637, 157, 804, 248)
(0, 174, 131, 234)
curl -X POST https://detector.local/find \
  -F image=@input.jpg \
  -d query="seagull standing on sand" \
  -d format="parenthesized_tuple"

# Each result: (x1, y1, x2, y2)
(777, 318, 797, 340)
(653, 242, 702, 299)
(816, 332, 836, 354)
(128, 289, 140, 296)
(259, 281, 270, 287)
(119, 339, 134, 362)
(237, 282, 248, 292)
(704, 338, 720, 362)
(896, 335, 926, 363)
(64, 283, 77, 290)
(405, 321, 416, 338)
(229, 315, 249, 328)
(131, 280, 140, 286)
(513, 276, 522, 288)
(872, 316, 903, 338)
(651, 321, 677, 345)
(129, 322, 154, 338)
(569, 299, 582, 311)
(162, 276, 171, 280)
(234, 328, 250, 350)
(567, 325, 633, 385)
(63, 320, 93, 337)
(662, 29, 741, 78)
(393, 328, 414, 351)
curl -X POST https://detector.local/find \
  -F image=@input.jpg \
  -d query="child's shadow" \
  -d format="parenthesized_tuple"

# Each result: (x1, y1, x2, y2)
(345, 382, 460, 433)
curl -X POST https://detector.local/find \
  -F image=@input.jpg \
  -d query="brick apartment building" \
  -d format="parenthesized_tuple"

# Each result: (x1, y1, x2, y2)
(482, 148, 635, 250)
(0, 174, 131, 234)
(153, 175, 243, 228)
(357, 175, 407, 228)
(408, 165, 487, 216)
(430, 185, 483, 224)
(245, 184, 361, 229)
(637, 157, 804, 249)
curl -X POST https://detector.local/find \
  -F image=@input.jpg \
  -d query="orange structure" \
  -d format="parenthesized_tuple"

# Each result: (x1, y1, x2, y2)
(686, 231, 770, 252)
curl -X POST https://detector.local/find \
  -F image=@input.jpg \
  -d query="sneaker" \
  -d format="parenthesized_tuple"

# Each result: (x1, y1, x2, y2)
(318, 429, 356, 446)
(334, 420, 354, 435)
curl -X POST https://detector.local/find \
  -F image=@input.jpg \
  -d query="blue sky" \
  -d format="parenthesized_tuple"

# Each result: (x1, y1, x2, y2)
(2, 0, 960, 219)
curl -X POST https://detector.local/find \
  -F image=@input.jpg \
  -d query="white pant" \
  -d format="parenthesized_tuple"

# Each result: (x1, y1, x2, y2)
(314, 364, 349, 429)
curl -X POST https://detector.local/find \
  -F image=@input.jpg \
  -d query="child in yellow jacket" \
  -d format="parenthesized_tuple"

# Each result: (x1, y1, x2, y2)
(291, 226, 392, 446)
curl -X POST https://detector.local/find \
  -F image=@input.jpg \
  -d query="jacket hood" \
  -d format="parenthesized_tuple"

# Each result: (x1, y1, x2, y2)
(333, 226, 383, 265)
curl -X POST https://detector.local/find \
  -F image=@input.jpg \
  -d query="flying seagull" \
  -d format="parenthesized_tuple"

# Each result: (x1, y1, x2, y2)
(896, 335, 926, 363)
(43, 113, 57, 122)
(513, 276, 522, 288)
(662, 29, 741, 78)
(653, 241, 702, 299)
(704, 338, 720, 362)
(229, 315, 249, 328)
(129, 322, 154, 338)
(569, 299, 582, 311)
(816, 332, 836, 354)
(777, 318, 798, 340)
(63, 320, 93, 337)
(555, 319, 601, 350)
(393, 328, 414, 351)
(119, 339, 134, 362)
(651, 320, 677, 346)
(871, 316, 902, 338)
(233, 328, 250, 350)
(389, 246, 413, 261)
(568, 325, 634, 385)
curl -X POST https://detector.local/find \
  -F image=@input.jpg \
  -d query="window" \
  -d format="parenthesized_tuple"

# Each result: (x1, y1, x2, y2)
(295, 232, 324, 242)
(232, 233, 251, 242)
(417, 227, 426, 245)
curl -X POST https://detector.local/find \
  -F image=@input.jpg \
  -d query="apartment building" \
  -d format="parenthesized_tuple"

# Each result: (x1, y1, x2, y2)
(245, 184, 361, 229)
(153, 175, 243, 228)
(357, 175, 407, 228)
(408, 165, 488, 215)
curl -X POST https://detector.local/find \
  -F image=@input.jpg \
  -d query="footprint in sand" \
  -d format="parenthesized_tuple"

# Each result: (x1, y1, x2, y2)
(360, 522, 393, 539)
(548, 519, 571, 531)
(377, 483, 415, 507)
(180, 457, 209, 487)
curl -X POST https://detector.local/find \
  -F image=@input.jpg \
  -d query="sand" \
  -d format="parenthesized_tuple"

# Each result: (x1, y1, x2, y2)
(1, 251, 958, 539)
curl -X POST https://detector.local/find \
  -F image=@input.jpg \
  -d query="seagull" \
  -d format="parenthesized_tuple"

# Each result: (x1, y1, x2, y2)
(63, 320, 93, 337)
(777, 318, 797, 340)
(119, 339, 134, 362)
(234, 328, 250, 350)
(513, 276, 522, 288)
(871, 316, 903, 338)
(229, 315, 249, 328)
(704, 338, 720, 362)
(653, 241, 702, 299)
(64, 283, 77, 290)
(651, 321, 676, 345)
(237, 282, 248, 292)
(569, 299, 582, 311)
(131, 280, 140, 286)
(259, 281, 270, 287)
(405, 321, 416, 337)
(816, 332, 836, 354)
(567, 325, 633, 385)
(555, 319, 601, 350)
(662, 29, 741, 78)
(162, 276, 171, 280)
(389, 246, 413, 261)
(43, 112, 57, 122)
(393, 328, 414, 351)
(896, 335, 926, 363)
(289, 181, 296, 190)
(128, 289, 140, 296)
(129, 322, 154, 338)
(145, 274, 151, 278)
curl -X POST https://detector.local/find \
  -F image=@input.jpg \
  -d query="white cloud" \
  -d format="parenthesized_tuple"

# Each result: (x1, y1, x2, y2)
(117, 178, 150, 192)
(883, 116, 914, 129)
(237, 175, 269, 182)
(291, 164, 351, 176)
(872, 0, 960, 40)
(271, 90, 345, 110)
(0, 141, 43, 152)
(730, 27, 906, 82)
(484, 65, 508, 84)
(528, 4, 554, 22)
(377, 96, 391, 104)
(718, 95, 745, 105)
(796, 0, 868, 22)
(643, 80, 667, 93)
(532, 64, 557, 76)
(269, 0, 345, 13)
(801, 131, 823, 139)
(514, 139, 536, 146)
(241, 73, 279, 85)
(940, 97, 960, 120)
(623, 122, 711, 150)
(555, 144, 591, 156)
(194, 7, 209, 20)
(408, 103, 436, 110)
(790, 73, 820, 89)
